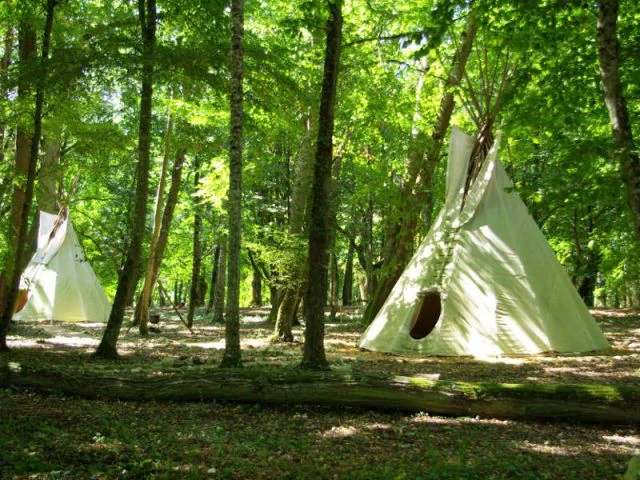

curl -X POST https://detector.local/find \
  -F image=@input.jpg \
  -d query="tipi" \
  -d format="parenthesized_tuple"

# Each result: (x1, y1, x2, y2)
(13, 208, 111, 323)
(359, 126, 609, 357)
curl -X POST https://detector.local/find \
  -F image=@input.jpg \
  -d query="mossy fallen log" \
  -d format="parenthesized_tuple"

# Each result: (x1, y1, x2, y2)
(1, 364, 639, 425)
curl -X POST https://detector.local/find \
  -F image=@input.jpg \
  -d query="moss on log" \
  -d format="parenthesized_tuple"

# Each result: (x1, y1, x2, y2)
(1, 364, 639, 425)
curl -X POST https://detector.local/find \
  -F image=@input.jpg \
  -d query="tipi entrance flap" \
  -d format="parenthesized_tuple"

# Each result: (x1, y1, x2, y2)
(358, 126, 609, 357)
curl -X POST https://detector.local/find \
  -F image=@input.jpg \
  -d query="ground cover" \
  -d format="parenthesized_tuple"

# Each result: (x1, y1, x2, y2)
(1, 308, 638, 479)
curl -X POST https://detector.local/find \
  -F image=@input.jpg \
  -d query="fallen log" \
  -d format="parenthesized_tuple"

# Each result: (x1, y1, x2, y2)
(1, 363, 639, 425)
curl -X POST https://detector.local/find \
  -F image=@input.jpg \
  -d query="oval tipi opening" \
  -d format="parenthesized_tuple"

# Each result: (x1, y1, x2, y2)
(409, 291, 442, 339)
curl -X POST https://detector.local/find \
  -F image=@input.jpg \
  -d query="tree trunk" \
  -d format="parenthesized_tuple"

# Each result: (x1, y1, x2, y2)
(0, 0, 55, 351)
(267, 287, 283, 323)
(207, 245, 220, 313)
(2, 365, 639, 426)
(220, 0, 244, 368)
(37, 137, 61, 213)
(342, 242, 354, 306)
(300, 0, 343, 370)
(273, 287, 299, 342)
(0, 24, 15, 210)
(187, 156, 203, 329)
(596, 0, 640, 240)
(95, 0, 156, 359)
(273, 114, 316, 340)
(363, 11, 478, 324)
(212, 239, 226, 323)
(251, 264, 262, 306)
(139, 105, 173, 334)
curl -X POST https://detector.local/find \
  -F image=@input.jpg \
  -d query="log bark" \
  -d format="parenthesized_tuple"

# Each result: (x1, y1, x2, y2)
(1, 365, 638, 425)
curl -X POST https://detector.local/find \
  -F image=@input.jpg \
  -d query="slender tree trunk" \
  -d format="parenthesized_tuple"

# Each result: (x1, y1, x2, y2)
(300, 0, 343, 370)
(251, 264, 262, 306)
(139, 106, 172, 334)
(212, 239, 227, 323)
(273, 114, 315, 340)
(187, 156, 203, 328)
(363, 11, 477, 324)
(95, 0, 156, 359)
(0, 23, 14, 183)
(341, 242, 354, 306)
(37, 137, 61, 213)
(133, 146, 186, 327)
(267, 288, 284, 323)
(207, 245, 220, 313)
(0, 0, 55, 351)
(220, 0, 244, 368)
(597, 0, 640, 240)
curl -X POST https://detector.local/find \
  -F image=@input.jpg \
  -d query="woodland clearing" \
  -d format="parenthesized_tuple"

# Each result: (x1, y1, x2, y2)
(0, 308, 639, 479)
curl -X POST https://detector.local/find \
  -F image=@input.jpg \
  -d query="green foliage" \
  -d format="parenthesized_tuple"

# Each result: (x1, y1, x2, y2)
(1, 0, 639, 311)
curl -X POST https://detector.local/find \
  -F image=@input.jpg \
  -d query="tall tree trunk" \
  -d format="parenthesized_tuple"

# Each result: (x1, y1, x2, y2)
(207, 245, 220, 313)
(0, 0, 55, 351)
(95, 0, 156, 359)
(251, 263, 262, 306)
(187, 156, 203, 328)
(212, 239, 226, 323)
(596, 0, 640, 239)
(139, 105, 172, 334)
(37, 137, 61, 213)
(362, 11, 477, 324)
(341, 242, 354, 306)
(133, 147, 186, 325)
(273, 114, 315, 340)
(220, 0, 244, 368)
(300, 0, 342, 370)
(0, 24, 14, 200)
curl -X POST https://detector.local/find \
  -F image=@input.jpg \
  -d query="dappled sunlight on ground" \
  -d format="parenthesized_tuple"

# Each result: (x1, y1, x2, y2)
(4, 307, 639, 387)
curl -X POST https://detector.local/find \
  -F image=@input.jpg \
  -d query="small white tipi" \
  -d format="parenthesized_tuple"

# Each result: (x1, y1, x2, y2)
(359, 126, 609, 357)
(13, 208, 111, 323)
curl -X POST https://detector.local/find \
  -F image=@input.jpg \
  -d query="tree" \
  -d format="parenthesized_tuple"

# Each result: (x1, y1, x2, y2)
(300, 0, 343, 370)
(187, 155, 203, 328)
(0, 0, 56, 352)
(596, 0, 640, 240)
(94, 0, 156, 359)
(220, 0, 244, 368)
(138, 104, 172, 335)
(362, 8, 478, 323)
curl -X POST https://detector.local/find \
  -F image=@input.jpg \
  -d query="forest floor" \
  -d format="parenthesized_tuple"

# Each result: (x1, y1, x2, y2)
(1, 308, 639, 479)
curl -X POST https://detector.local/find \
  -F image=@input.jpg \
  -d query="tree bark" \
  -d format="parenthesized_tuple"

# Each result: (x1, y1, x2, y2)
(341, 242, 354, 306)
(2, 365, 639, 426)
(273, 114, 315, 341)
(0, 0, 55, 351)
(139, 106, 172, 335)
(300, 0, 343, 370)
(596, 0, 640, 240)
(0, 23, 14, 201)
(212, 239, 226, 323)
(207, 245, 220, 313)
(363, 11, 478, 324)
(95, 0, 156, 359)
(187, 156, 203, 329)
(220, 0, 244, 368)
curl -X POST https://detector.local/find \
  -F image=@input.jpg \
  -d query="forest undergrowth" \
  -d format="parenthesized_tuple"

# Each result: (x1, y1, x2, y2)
(1, 308, 638, 479)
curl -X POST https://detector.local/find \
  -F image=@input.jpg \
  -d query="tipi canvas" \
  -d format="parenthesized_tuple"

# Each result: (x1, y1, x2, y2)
(13, 209, 111, 323)
(359, 126, 609, 357)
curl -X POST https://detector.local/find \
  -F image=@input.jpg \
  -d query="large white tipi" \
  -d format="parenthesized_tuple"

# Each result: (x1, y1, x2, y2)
(13, 208, 111, 323)
(359, 126, 609, 357)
